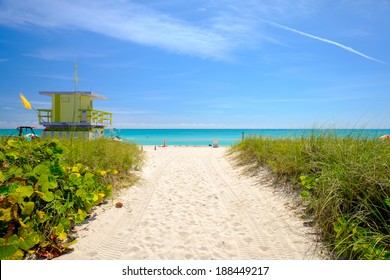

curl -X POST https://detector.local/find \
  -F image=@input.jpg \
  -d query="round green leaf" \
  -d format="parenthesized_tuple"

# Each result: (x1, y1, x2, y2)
(18, 230, 40, 251)
(21, 202, 35, 215)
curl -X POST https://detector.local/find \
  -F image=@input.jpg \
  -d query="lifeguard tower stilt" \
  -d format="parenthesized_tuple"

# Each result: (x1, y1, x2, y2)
(37, 91, 112, 140)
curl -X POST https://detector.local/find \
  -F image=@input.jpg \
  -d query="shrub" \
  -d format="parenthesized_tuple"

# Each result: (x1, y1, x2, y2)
(0, 137, 143, 259)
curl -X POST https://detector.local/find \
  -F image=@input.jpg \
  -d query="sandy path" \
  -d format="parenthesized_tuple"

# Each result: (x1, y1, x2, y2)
(58, 146, 322, 260)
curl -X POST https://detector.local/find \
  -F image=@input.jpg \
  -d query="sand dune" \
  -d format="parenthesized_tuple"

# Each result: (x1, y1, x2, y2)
(58, 146, 323, 260)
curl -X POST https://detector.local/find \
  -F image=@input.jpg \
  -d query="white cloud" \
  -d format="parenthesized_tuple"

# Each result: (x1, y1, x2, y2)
(0, 0, 233, 60)
(0, 0, 384, 63)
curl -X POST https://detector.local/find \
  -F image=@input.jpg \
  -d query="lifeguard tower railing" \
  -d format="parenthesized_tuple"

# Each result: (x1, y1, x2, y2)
(38, 109, 112, 127)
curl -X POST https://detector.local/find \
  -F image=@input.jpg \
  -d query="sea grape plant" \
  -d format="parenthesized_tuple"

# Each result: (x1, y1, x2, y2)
(0, 138, 112, 259)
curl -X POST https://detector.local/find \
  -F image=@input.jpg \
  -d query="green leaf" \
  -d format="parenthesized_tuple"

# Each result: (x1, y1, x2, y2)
(35, 190, 54, 202)
(0, 207, 12, 221)
(10, 186, 34, 203)
(58, 201, 73, 215)
(18, 229, 40, 251)
(0, 235, 20, 259)
(75, 209, 87, 224)
(68, 173, 82, 185)
(48, 177, 58, 189)
(53, 223, 65, 236)
(8, 249, 24, 260)
(0, 186, 9, 196)
(7, 166, 24, 177)
(95, 193, 105, 205)
(84, 200, 93, 212)
(7, 139, 19, 147)
(38, 174, 58, 189)
(17, 186, 34, 197)
(22, 164, 33, 173)
(0, 244, 19, 259)
(300, 190, 311, 199)
(59, 217, 72, 232)
(384, 198, 390, 207)
(83, 172, 95, 187)
(76, 189, 87, 200)
(38, 173, 49, 185)
(33, 164, 51, 176)
(45, 148, 53, 156)
(21, 202, 35, 215)
(51, 165, 64, 176)
(0, 171, 5, 182)
(6, 151, 19, 160)
(86, 193, 96, 202)
(54, 190, 64, 199)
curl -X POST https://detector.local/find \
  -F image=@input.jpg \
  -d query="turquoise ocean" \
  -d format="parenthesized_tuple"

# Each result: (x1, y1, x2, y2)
(1, 128, 389, 146)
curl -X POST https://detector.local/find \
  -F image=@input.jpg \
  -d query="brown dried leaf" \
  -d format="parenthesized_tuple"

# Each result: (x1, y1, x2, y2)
(0, 196, 5, 206)
(36, 246, 61, 259)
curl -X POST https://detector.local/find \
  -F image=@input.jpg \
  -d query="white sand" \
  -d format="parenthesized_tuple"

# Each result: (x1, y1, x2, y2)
(58, 146, 323, 260)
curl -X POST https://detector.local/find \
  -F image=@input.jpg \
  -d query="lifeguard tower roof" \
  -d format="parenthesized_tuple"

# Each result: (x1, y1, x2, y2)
(39, 91, 107, 100)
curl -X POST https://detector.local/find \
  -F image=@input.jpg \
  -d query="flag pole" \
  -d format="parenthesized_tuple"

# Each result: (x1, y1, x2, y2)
(72, 59, 80, 137)
(74, 58, 79, 93)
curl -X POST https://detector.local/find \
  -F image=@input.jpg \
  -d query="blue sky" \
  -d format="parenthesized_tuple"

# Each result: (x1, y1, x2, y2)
(0, 0, 389, 129)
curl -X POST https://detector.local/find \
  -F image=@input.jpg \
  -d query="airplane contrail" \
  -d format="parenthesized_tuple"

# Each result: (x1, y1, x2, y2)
(263, 19, 384, 64)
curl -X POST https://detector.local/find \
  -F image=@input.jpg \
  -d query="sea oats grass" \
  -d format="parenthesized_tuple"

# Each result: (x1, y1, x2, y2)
(231, 132, 390, 259)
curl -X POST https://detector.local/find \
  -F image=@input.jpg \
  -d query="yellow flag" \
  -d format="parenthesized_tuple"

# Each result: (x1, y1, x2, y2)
(19, 93, 32, 110)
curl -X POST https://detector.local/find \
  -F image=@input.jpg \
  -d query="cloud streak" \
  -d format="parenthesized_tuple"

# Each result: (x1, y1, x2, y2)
(262, 19, 384, 64)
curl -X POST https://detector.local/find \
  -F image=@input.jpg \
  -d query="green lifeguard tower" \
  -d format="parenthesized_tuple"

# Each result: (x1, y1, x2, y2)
(37, 91, 112, 139)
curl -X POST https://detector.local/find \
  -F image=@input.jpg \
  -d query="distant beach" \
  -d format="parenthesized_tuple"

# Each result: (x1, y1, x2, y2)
(1, 128, 389, 146)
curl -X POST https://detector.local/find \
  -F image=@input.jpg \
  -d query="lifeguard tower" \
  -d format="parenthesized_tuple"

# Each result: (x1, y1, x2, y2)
(37, 91, 112, 140)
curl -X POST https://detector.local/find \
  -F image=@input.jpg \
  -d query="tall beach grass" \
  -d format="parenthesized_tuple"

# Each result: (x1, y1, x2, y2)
(230, 132, 390, 260)
(61, 138, 144, 190)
